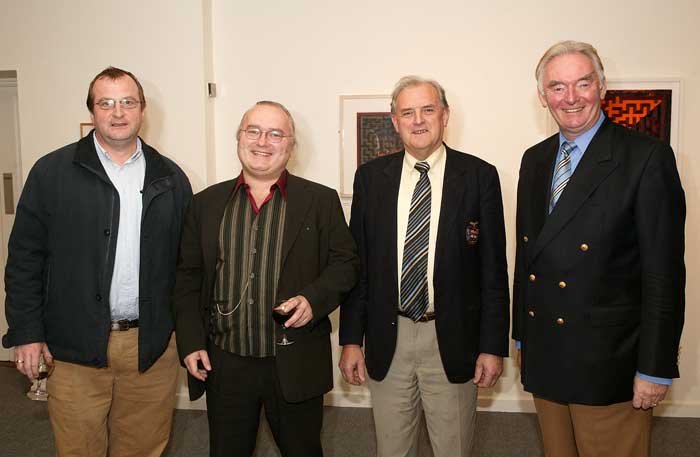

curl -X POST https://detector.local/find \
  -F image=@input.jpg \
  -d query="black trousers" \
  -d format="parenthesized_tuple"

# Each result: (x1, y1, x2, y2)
(206, 344, 324, 457)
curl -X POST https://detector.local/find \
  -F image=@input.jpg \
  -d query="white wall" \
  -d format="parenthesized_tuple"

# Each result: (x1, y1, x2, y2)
(0, 0, 209, 191)
(1, 0, 698, 417)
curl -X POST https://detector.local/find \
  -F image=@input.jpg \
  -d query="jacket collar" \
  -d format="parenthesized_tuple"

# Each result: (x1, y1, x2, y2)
(73, 130, 173, 187)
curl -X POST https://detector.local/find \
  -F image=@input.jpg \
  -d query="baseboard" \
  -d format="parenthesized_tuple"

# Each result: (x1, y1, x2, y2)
(0, 379, 690, 417)
(176, 389, 700, 418)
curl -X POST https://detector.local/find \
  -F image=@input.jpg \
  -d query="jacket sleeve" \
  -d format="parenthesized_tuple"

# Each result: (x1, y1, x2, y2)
(2, 162, 49, 348)
(172, 196, 207, 363)
(339, 169, 368, 346)
(299, 189, 360, 324)
(635, 142, 685, 378)
(476, 163, 510, 357)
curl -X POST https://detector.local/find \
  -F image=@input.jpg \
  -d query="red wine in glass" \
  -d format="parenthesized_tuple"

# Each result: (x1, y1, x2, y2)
(273, 301, 295, 346)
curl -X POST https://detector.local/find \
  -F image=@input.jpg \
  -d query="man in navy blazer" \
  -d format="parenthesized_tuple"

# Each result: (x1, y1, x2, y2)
(513, 41, 685, 457)
(339, 76, 509, 457)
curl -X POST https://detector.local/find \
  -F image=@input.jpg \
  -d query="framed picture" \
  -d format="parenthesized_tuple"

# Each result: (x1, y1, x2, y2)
(546, 79, 681, 154)
(80, 122, 94, 138)
(339, 95, 402, 196)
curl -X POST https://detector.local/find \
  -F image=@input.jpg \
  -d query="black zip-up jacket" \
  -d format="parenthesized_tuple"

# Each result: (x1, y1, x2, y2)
(2, 133, 192, 372)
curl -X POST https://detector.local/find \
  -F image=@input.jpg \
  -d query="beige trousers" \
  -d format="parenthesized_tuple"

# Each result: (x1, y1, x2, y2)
(47, 329, 179, 457)
(534, 396, 652, 457)
(368, 315, 478, 457)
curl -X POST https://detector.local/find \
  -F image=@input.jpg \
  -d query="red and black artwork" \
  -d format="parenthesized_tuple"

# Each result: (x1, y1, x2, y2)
(357, 112, 403, 166)
(601, 89, 672, 145)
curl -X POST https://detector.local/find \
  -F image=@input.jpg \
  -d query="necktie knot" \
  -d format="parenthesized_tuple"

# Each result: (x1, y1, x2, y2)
(561, 141, 575, 157)
(415, 162, 430, 174)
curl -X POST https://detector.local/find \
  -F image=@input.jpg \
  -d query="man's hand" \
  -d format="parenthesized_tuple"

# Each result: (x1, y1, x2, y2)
(184, 350, 211, 382)
(339, 345, 367, 386)
(473, 353, 503, 388)
(633, 375, 669, 410)
(15, 342, 52, 380)
(277, 295, 314, 328)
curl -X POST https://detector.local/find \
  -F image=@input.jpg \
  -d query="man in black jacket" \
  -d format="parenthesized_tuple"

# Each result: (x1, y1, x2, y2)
(2, 67, 192, 457)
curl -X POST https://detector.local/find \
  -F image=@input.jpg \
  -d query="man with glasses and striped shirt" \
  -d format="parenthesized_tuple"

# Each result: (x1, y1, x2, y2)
(173, 101, 359, 457)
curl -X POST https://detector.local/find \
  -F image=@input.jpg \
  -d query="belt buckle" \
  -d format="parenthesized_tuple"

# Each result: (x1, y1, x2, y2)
(112, 319, 131, 331)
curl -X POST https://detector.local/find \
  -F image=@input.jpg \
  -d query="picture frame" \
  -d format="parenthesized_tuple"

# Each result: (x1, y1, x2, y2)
(80, 122, 94, 138)
(546, 78, 681, 155)
(339, 95, 402, 196)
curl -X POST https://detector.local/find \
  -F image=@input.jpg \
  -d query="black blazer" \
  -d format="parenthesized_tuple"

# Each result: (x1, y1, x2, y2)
(340, 146, 510, 382)
(512, 118, 686, 405)
(173, 174, 359, 402)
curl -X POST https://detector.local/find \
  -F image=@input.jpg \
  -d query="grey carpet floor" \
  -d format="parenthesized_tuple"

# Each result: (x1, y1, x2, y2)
(1, 366, 698, 456)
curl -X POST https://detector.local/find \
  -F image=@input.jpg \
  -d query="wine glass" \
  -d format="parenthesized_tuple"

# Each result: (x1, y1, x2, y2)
(26, 355, 53, 401)
(273, 299, 295, 346)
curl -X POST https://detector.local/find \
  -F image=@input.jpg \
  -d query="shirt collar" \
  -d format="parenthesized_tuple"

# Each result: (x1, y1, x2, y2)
(234, 170, 288, 200)
(559, 110, 605, 154)
(403, 143, 446, 172)
(93, 132, 143, 165)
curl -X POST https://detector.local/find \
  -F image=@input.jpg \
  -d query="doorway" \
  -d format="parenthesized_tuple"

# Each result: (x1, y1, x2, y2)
(0, 71, 22, 362)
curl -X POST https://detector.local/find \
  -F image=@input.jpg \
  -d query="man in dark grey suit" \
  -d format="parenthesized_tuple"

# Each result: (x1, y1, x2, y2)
(513, 41, 685, 457)
(339, 76, 510, 457)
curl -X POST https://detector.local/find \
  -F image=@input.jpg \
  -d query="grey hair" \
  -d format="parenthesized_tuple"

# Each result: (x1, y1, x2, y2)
(390, 75, 449, 114)
(535, 41, 606, 95)
(237, 100, 296, 147)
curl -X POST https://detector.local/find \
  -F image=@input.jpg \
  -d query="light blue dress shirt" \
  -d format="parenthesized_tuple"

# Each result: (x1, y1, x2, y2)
(94, 134, 145, 321)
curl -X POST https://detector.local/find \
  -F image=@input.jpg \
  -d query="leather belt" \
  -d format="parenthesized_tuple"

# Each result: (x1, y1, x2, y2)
(397, 310, 436, 322)
(110, 319, 139, 331)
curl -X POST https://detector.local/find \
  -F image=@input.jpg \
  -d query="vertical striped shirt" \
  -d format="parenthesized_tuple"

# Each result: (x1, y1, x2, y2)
(211, 173, 287, 357)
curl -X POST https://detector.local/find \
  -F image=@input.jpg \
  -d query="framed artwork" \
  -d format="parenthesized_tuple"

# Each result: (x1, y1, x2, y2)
(339, 95, 402, 196)
(546, 79, 681, 155)
(80, 122, 93, 138)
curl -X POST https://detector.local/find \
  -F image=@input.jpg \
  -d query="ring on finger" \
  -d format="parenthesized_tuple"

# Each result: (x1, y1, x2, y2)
(16, 360, 24, 364)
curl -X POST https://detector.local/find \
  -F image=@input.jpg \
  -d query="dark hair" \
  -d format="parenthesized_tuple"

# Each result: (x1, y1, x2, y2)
(86, 66, 146, 113)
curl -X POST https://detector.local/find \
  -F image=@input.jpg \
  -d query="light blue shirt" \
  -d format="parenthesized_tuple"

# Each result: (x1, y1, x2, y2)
(517, 112, 671, 386)
(93, 134, 145, 321)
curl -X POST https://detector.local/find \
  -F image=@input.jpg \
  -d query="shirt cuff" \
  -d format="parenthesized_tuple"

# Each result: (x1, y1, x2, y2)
(515, 340, 521, 350)
(637, 372, 672, 385)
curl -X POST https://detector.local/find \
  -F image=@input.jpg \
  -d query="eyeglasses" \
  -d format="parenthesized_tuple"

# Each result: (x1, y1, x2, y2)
(240, 127, 292, 144)
(95, 98, 142, 110)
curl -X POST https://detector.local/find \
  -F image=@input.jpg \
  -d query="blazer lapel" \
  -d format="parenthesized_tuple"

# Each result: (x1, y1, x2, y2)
(382, 153, 403, 289)
(530, 120, 618, 262)
(281, 174, 313, 266)
(529, 137, 559, 244)
(202, 181, 237, 272)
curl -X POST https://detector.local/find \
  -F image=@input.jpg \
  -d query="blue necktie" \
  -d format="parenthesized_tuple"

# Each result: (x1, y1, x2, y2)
(550, 142, 574, 213)
(400, 162, 431, 321)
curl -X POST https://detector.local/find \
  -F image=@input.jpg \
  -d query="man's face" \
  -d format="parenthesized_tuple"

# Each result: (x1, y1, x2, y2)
(538, 52, 606, 140)
(90, 76, 144, 150)
(391, 83, 449, 160)
(237, 104, 294, 181)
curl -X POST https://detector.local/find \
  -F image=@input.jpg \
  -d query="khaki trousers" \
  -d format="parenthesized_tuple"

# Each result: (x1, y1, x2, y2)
(534, 396, 652, 457)
(368, 316, 478, 457)
(47, 329, 179, 457)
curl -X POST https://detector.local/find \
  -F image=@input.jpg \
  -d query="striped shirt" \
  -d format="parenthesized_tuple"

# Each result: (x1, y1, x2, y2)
(210, 173, 287, 357)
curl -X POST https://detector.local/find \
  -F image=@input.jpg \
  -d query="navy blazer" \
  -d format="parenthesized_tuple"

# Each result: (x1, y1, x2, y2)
(512, 118, 685, 405)
(340, 146, 510, 383)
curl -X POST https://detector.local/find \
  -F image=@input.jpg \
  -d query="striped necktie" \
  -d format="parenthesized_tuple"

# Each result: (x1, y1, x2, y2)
(549, 142, 574, 213)
(400, 161, 431, 321)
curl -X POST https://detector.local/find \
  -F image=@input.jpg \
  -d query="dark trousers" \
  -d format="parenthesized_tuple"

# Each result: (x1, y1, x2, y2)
(206, 344, 324, 457)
